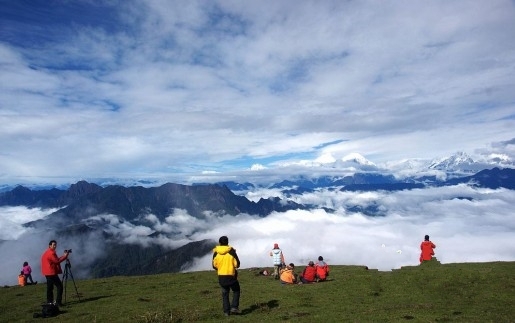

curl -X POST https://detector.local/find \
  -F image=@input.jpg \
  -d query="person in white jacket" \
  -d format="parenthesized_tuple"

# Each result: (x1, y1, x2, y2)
(269, 243, 285, 279)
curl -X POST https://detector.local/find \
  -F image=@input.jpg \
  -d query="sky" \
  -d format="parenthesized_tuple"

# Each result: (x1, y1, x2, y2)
(1, 184, 514, 285)
(1, 0, 515, 186)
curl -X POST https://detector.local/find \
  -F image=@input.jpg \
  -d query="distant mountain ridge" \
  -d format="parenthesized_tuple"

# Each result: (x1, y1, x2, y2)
(0, 181, 306, 279)
(229, 167, 515, 193)
(1, 167, 514, 279)
(3, 169, 512, 217)
(0, 181, 306, 229)
(0, 151, 512, 193)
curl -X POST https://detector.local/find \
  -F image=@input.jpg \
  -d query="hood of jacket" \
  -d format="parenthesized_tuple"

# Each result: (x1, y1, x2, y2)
(213, 245, 232, 255)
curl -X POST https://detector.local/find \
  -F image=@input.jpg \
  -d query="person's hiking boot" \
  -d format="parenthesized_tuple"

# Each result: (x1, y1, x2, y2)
(224, 312, 230, 317)
(230, 308, 241, 314)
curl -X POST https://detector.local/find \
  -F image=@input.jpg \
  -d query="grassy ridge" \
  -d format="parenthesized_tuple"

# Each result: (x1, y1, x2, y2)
(1, 260, 514, 322)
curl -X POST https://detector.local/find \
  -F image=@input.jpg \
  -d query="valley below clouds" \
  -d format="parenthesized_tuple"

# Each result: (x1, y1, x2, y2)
(1, 184, 514, 286)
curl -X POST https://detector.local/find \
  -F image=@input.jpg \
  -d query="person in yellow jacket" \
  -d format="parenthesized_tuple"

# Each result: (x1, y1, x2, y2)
(212, 236, 241, 316)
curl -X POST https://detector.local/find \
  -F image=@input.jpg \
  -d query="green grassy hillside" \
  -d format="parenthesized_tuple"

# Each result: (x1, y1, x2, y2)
(1, 260, 514, 322)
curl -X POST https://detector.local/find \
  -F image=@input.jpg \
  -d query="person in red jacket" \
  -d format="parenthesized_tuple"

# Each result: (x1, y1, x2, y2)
(419, 235, 436, 263)
(300, 261, 317, 283)
(41, 240, 69, 306)
(315, 256, 330, 281)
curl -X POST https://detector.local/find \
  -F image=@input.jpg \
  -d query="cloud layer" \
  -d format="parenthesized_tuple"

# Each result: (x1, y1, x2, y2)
(1, 0, 515, 185)
(1, 184, 514, 286)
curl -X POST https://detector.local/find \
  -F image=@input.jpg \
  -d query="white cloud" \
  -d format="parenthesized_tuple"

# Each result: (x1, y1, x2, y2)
(0, 1, 514, 184)
(0, 206, 59, 240)
(186, 185, 515, 272)
(250, 164, 266, 171)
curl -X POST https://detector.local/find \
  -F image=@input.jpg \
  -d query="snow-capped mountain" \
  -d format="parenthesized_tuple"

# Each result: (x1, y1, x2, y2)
(340, 153, 377, 166)
(426, 151, 513, 176)
(283, 151, 513, 179)
(428, 151, 475, 170)
(330, 153, 378, 171)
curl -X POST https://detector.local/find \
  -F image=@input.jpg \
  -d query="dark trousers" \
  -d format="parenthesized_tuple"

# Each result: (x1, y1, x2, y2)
(45, 275, 63, 305)
(24, 274, 34, 284)
(274, 264, 282, 279)
(220, 280, 240, 314)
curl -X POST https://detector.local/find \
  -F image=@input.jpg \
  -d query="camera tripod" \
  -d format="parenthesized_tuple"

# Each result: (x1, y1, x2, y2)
(63, 259, 81, 304)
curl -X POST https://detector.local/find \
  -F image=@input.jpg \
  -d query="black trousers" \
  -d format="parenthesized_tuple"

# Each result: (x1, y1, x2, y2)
(45, 275, 63, 305)
(220, 280, 240, 314)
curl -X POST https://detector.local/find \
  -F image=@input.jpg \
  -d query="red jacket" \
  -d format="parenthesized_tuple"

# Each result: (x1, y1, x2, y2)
(420, 240, 436, 262)
(301, 265, 317, 282)
(41, 248, 68, 276)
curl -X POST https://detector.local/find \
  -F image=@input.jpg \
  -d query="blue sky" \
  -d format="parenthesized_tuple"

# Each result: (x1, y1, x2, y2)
(1, 0, 515, 185)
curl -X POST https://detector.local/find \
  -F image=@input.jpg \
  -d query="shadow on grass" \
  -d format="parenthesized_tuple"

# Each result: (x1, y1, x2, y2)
(241, 299, 279, 315)
(63, 295, 112, 306)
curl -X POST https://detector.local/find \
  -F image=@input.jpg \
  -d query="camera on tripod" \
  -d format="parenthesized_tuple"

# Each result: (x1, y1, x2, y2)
(62, 248, 81, 304)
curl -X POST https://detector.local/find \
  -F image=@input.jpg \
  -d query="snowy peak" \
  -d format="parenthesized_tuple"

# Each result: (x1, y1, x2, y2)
(314, 153, 337, 164)
(341, 153, 376, 166)
(428, 152, 474, 170)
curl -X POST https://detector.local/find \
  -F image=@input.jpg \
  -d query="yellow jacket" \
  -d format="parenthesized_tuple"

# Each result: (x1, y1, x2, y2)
(212, 245, 240, 284)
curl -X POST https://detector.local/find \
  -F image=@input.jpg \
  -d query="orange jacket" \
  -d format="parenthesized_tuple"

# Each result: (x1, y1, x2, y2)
(41, 248, 68, 276)
(279, 267, 297, 284)
(315, 262, 330, 280)
(420, 240, 436, 262)
(18, 274, 25, 286)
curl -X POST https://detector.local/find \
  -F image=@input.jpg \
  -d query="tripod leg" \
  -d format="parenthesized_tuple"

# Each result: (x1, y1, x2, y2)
(63, 267, 68, 304)
(67, 267, 81, 302)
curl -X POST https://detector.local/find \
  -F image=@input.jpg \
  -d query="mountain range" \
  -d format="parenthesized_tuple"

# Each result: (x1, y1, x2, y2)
(0, 151, 514, 279)
(0, 181, 305, 229)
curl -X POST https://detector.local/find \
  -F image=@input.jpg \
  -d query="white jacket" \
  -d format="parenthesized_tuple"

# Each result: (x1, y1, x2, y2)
(270, 248, 284, 265)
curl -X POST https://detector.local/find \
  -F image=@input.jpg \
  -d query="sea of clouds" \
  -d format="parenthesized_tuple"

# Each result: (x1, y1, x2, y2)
(1, 184, 514, 286)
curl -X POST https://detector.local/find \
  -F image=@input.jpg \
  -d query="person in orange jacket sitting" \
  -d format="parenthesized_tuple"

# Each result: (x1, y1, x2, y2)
(18, 271, 26, 286)
(279, 263, 298, 284)
(315, 256, 330, 281)
(419, 235, 436, 263)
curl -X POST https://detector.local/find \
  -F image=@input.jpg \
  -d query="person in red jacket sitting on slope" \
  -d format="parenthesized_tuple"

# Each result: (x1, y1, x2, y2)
(315, 256, 330, 281)
(419, 235, 436, 263)
(300, 261, 317, 283)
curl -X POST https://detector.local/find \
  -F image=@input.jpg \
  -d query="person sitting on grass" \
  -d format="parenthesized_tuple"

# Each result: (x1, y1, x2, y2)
(419, 234, 436, 263)
(18, 271, 25, 286)
(280, 263, 298, 284)
(300, 261, 317, 283)
(315, 256, 330, 282)
(22, 261, 37, 285)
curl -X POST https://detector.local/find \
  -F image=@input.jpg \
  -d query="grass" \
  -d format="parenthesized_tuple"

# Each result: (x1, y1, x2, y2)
(1, 259, 514, 322)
